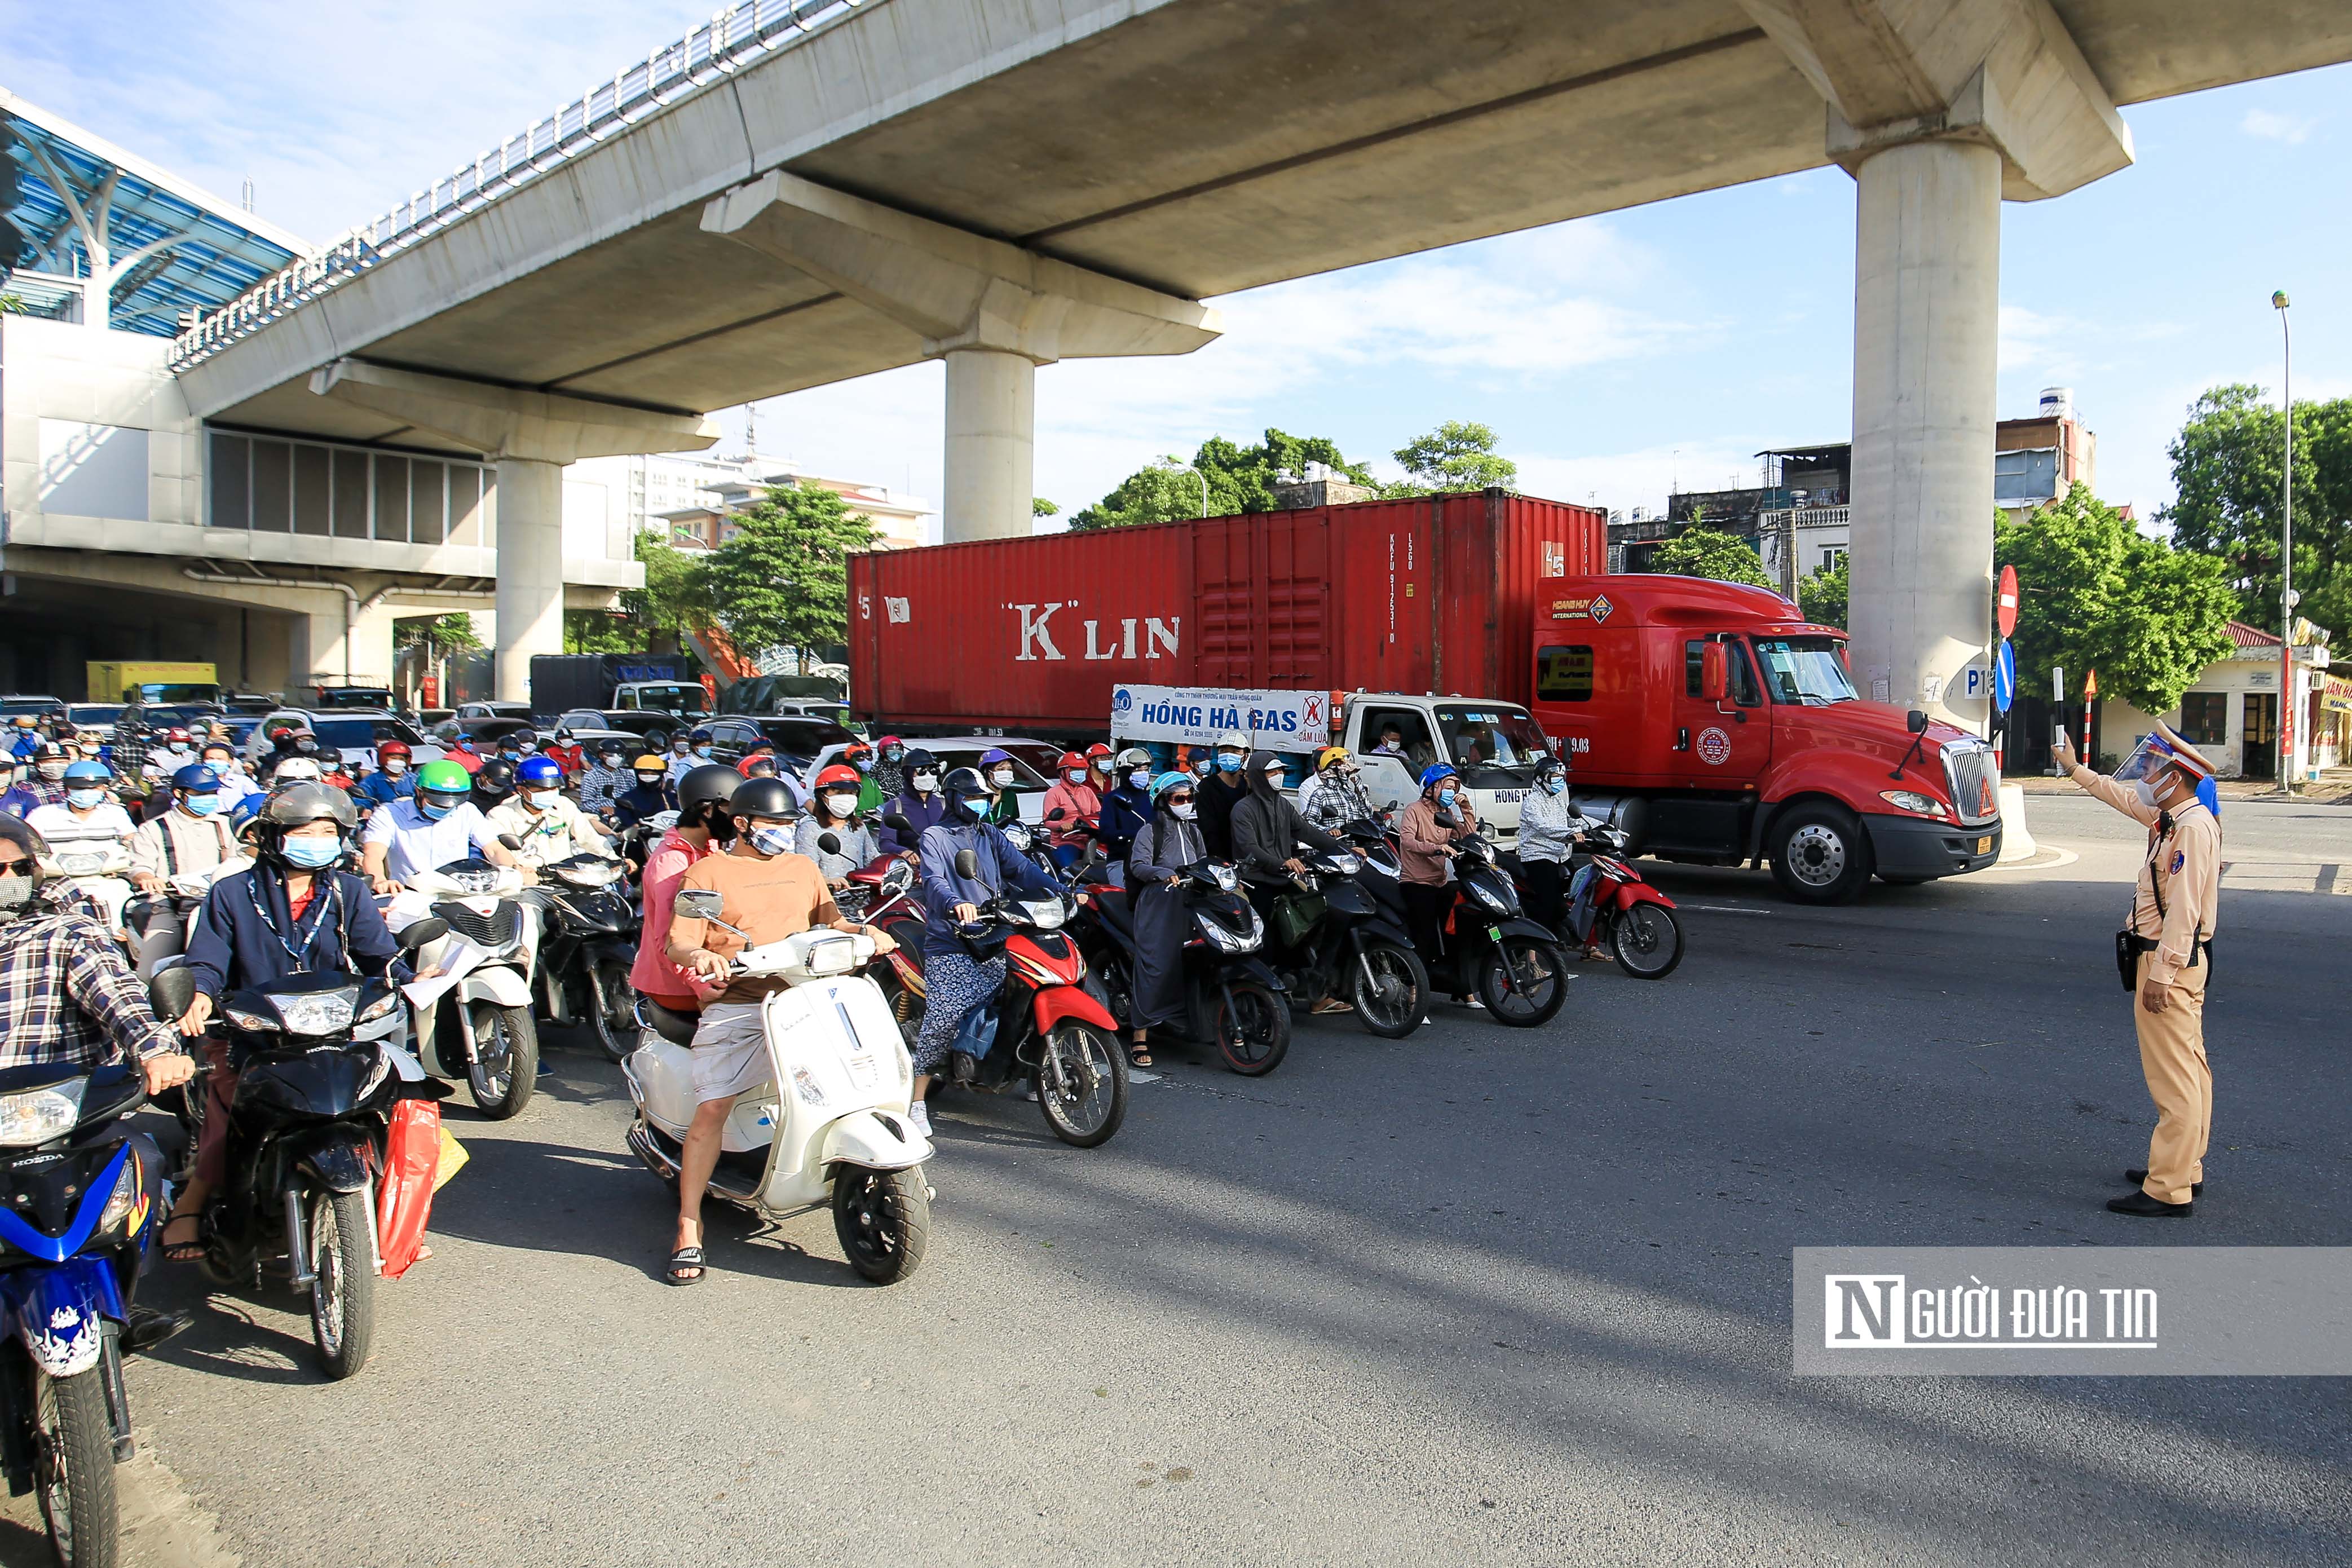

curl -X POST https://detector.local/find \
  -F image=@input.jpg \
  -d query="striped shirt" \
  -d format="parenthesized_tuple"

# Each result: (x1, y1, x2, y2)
(0, 892, 176, 1070)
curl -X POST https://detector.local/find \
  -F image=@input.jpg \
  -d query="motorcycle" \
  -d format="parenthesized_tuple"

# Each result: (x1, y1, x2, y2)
(1423, 821, 1570, 1027)
(1243, 850, 1428, 1038)
(621, 896, 933, 1283)
(1560, 821, 1685, 979)
(611, 810, 678, 888)
(385, 859, 543, 1118)
(840, 826, 928, 1050)
(0, 1046, 167, 1568)
(930, 850, 1129, 1143)
(147, 945, 445, 1381)
(523, 850, 640, 1062)
(1075, 857, 1293, 1076)
(46, 840, 135, 946)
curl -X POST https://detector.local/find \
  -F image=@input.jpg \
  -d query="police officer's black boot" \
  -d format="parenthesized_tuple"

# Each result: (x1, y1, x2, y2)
(2125, 1167, 2202, 1195)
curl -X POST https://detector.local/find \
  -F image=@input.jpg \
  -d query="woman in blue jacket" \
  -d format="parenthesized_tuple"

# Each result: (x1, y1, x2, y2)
(908, 766, 1058, 1138)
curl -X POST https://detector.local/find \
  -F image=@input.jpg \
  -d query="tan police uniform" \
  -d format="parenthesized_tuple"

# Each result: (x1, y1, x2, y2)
(2068, 764, 2219, 1205)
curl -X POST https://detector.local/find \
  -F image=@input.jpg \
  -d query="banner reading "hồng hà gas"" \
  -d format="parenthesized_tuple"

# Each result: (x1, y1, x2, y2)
(1110, 684, 1332, 753)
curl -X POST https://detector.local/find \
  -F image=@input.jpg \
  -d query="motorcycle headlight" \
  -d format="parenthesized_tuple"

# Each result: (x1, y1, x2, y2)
(54, 853, 107, 877)
(272, 992, 355, 1036)
(1001, 823, 1033, 851)
(0, 1083, 84, 1147)
(1325, 857, 1358, 876)
(1023, 899, 1067, 930)
(1470, 880, 1512, 915)
(357, 991, 401, 1023)
(1211, 865, 1238, 893)
(223, 1006, 275, 1032)
(449, 868, 498, 894)
(97, 1150, 142, 1236)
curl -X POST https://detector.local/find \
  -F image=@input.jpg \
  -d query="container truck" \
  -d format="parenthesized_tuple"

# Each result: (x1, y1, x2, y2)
(527, 654, 710, 721)
(1526, 575, 2000, 902)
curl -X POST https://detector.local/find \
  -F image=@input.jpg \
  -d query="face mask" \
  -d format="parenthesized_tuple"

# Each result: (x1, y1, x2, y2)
(1438, 789, 1459, 808)
(1168, 801, 1197, 820)
(852, 756, 873, 773)
(1216, 754, 1242, 772)
(693, 746, 713, 759)
(38, 763, 65, 781)
(528, 790, 562, 810)
(1128, 770, 1150, 789)
(0, 873, 33, 916)
(77, 745, 100, 758)
(989, 768, 1014, 788)
(500, 750, 522, 762)
(637, 772, 663, 787)
(419, 798, 454, 822)
(67, 788, 105, 809)
(281, 836, 342, 869)
(382, 759, 407, 776)
(1065, 769, 1088, 785)
(601, 757, 623, 770)
(2131, 779, 2159, 810)
(1540, 778, 1564, 796)
(295, 739, 319, 754)
(1193, 759, 1213, 776)
(911, 772, 938, 792)
(1262, 771, 1285, 789)
(183, 794, 220, 816)
(961, 797, 992, 816)
(750, 824, 793, 858)
(882, 748, 903, 763)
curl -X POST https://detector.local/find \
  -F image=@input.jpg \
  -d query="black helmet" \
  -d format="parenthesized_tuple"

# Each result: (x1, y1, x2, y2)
(941, 766, 989, 823)
(474, 759, 517, 800)
(677, 763, 742, 813)
(262, 782, 359, 833)
(729, 777, 798, 824)
(902, 747, 938, 771)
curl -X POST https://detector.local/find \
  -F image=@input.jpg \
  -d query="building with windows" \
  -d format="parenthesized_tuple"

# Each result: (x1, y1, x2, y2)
(2095, 620, 2340, 783)
(651, 464, 931, 554)
(1609, 390, 2099, 595)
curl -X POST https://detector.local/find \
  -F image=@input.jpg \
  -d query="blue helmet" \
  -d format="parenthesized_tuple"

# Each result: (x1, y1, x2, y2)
(979, 747, 1013, 768)
(1149, 771, 1193, 798)
(515, 756, 563, 789)
(689, 727, 713, 743)
(1418, 763, 1458, 791)
(63, 759, 111, 784)
(173, 763, 221, 792)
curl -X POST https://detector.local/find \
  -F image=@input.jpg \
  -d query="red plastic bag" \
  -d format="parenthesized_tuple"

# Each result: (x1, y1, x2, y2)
(377, 1098, 441, 1280)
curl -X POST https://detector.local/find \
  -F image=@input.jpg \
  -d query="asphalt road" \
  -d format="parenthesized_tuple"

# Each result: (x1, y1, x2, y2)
(28, 793, 2352, 1566)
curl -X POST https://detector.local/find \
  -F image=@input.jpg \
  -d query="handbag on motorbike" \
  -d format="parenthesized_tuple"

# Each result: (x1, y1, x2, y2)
(950, 995, 1001, 1062)
(377, 1098, 444, 1280)
(1270, 890, 1327, 949)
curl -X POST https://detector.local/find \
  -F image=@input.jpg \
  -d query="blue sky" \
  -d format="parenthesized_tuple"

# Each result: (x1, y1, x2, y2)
(10, 2, 2346, 535)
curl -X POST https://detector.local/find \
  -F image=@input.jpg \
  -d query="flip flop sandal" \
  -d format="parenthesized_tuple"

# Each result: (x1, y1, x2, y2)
(161, 1214, 205, 1263)
(1127, 1044, 1154, 1070)
(666, 1245, 706, 1286)
(1310, 997, 1354, 1015)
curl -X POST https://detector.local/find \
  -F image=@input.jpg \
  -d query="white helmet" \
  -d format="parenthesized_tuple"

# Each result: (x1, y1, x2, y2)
(1215, 730, 1250, 752)
(272, 757, 324, 785)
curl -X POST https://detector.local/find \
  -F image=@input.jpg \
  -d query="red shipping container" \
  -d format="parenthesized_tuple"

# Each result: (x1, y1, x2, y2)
(848, 489, 1604, 735)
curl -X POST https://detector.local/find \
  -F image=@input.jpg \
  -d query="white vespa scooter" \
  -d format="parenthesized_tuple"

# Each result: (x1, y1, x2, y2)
(48, 837, 136, 940)
(385, 858, 543, 1120)
(623, 888, 933, 1284)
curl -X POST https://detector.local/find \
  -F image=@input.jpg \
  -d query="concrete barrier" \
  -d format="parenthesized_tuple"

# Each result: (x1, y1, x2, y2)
(1997, 781, 2038, 862)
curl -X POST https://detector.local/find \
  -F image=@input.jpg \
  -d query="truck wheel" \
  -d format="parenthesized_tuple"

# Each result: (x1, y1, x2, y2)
(1771, 805, 1873, 904)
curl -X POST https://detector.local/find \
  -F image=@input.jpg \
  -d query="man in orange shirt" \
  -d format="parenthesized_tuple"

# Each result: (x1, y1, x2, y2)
(661, 777, 895, 1282)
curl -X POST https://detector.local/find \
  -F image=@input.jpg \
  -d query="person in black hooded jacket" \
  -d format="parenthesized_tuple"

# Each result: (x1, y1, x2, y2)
(1230, 750, 1362, 1015)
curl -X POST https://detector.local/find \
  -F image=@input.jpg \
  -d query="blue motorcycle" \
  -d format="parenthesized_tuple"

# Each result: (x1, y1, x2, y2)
(0, 1049, 169, 1568)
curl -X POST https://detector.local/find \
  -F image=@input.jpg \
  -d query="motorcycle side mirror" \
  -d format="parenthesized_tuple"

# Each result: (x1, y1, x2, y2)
(147, 965, 197, 1022)
(883, 813, 915, 834)
(817, 832, 842, 855)
(1906, 708, 1930, 735)
(675, 888, 726, 921)
(397, 917, 449, 952)
(497, 833, 524, 851)
(954, 848, 981, 879)
(1433, 809, 1460, 831)
(1700, 642, 1728, 703)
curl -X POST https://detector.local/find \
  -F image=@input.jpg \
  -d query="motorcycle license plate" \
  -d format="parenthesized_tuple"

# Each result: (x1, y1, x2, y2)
(1976, 836, 1992, 854)
(846, 1054, 879, 1090)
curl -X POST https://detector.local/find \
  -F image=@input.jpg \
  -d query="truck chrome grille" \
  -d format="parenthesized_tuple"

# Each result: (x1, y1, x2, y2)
(1943, 743, 2000, 828)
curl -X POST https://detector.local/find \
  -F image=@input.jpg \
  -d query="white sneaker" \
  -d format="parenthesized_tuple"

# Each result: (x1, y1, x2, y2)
(906, 1101, 933, 1139)
(1462, 995, 1485, 1009)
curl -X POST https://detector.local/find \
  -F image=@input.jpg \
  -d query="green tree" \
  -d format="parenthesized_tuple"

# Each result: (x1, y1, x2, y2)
(1649, 527, 1773, 589)
(1032, 497, 1060, 518)
(1071, 429, 1376, 529)
(1997, 482, 2238, 715)
(394, 612, 481, 657)
(616, 532, 714, 652)
(2164, 383, 2352, 635)
(1386, 420, 1517, 496)
(699, 484, 877, 657)
(1796, 556, 1847, 628)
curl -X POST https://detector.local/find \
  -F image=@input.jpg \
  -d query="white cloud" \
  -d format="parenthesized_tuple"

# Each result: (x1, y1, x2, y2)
(2240, 108, 2318, 144)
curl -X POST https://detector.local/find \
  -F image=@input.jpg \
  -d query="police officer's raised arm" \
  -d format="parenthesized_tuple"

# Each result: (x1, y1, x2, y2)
(2055, 734, 2157, 826)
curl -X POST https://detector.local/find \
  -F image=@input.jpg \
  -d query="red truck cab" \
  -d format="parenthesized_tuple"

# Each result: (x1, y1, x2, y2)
(1529, 575, 2002, 902)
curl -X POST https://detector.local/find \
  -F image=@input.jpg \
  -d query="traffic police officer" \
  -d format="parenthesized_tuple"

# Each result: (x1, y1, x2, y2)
(2055, 721, 2219, 1217)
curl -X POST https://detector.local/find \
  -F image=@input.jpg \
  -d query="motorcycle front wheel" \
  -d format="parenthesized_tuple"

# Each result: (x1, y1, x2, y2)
(1215, 982, 1291, 1076)
(467, 1003, 539, 1119)
(33, 1366, 117, 1568)
(1476, 938, 1568, 1027)
(309, 1187, 378, 1381)
(588, 957, 636, 1062)
(1036, 1023, 1128, 1147)
(1348, 940, 1428, 1038)
(832, 1167, 930, 1284)
(1610, 903, 1684, 980)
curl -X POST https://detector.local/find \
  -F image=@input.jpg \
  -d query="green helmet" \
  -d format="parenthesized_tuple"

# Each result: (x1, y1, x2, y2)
(416, 759, 471, 799)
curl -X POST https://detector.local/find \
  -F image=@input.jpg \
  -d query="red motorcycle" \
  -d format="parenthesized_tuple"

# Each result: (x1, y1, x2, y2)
(1564, 822, 1684, 979)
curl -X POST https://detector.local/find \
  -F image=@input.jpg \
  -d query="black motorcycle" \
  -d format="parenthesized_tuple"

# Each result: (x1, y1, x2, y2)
(149, 933, 444, 1382)
(1245, 849, 1428, 1037)
(1075, 858, 1292, 1076)
(523, 850, 639, 1062)
(1424, 824, 1570, 1027)
(0, 1049, 169, 1568)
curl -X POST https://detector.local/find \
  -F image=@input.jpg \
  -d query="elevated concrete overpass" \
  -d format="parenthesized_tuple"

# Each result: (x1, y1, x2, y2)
(166, 0, 2352, 715)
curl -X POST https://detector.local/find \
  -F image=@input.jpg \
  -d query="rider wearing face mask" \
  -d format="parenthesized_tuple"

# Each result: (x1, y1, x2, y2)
(1515, 755, 1592, 947)
(25, 759, 137, 850)
(611, 753, 679, 831)
(977, 748, 1022, 826)
(486, 756, 611, 868)
(359, 759, 525, 895)
(353, 740, 417, 809)
(1040, 750, 1102, 867)
(797, 763, 880, 888)
(1084, 743, 1117, 796)
(22, 742, 73, 810)
(871, 736, 908, 804)
(1123, 772, 1207, 1068)
(166, 785, 418, 1262)
(124, 766, 240, 976)
(667, 729, 716, 789)
(841, 741, 887, 816)
(1297, 747, 1376, 833)
(664, 777, 896, 1285)
(1398, 763, 1479, 1006)
(1195, 730, 1254, 860)
(883, 747, 947, 855)
(1096, 747, 1157, 869)
(577, 745, 633, 822)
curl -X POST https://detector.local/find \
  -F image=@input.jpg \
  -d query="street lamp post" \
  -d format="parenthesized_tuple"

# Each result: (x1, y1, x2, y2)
(2275, 289, 2296, 792)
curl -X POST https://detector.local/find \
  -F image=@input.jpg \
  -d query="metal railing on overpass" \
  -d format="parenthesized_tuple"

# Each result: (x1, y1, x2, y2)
(166, 0, 877, 373)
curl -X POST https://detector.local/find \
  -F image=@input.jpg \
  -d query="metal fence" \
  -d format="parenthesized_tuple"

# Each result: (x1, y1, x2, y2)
(167, 0, 877, 373)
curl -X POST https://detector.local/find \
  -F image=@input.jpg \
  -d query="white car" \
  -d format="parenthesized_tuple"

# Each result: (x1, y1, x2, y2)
(804, 736, 1056, 824)
(246, 709, 445, 776)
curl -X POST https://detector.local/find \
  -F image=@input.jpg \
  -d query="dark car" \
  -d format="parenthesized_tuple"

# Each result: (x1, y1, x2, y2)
(433, 716, 545, 752)
(554, 709, 681, 751)
(707, 714, 854, 768)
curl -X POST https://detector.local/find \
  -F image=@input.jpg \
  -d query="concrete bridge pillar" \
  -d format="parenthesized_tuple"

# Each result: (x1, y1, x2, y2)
(307, 360, 718, 703)
(1740, 0, 2135, 728)
(701, 171, 1221, 545)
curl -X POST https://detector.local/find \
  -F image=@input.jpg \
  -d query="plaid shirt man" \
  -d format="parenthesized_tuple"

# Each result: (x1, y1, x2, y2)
(576, 761, 632, 818)
(0, 890, 176, 1071)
